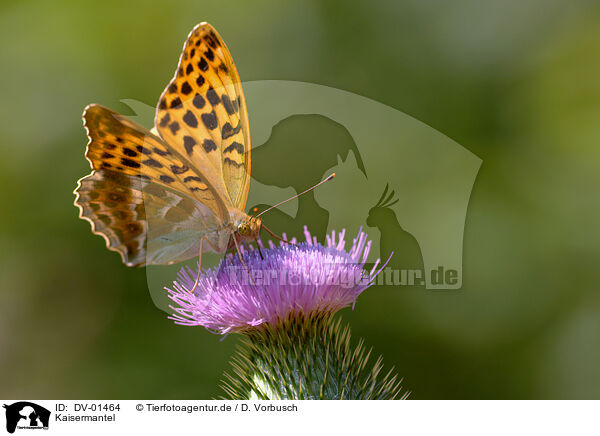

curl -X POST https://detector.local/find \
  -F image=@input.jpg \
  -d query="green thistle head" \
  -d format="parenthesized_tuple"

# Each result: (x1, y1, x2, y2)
(221, 313, 406, 400)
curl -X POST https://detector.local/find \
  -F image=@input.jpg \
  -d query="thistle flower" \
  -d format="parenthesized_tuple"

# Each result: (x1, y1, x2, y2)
(166, 227, 406, 400)
(167, 227, 385, 334)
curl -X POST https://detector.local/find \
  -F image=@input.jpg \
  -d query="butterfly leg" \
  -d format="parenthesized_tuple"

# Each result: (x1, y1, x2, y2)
(188, 239, 204, 294)
(231, 233, 256, 285)
(256, 241, 264, 260)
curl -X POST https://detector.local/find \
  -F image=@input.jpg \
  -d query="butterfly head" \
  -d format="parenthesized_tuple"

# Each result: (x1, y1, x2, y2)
(237, 217, 262, 241)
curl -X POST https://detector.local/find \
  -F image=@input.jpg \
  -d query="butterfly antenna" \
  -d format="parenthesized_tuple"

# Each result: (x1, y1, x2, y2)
(255, 173, 335, 218)
(247, 207, 259, 223)
(262, 224, 297, 246)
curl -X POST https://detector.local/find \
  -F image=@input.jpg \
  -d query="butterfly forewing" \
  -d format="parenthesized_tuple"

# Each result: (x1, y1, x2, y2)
(75, 104, 231, 265)
(155, 22, 252, 211)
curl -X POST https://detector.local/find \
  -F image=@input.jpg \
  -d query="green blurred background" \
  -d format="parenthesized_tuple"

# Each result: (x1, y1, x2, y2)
(2, 0, 600, 399)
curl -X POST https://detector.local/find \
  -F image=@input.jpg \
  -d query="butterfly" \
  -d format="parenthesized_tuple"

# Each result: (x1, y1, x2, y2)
(75, 22, 334, 279)
(74, 22, 269, 270)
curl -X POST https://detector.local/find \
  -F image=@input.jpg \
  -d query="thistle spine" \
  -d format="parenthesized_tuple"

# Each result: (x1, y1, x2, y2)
(220, 312, 406, 400)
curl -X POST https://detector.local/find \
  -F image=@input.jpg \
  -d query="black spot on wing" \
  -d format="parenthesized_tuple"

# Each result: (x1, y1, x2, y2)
(202, 139, 217, 153)
(183, 176, 203, 183)
(198, 58, 208, 72)
(222, 121, 242, 140)
(186, 63, 194, 75)
(136, 145, 152, 155)
(169, 122, 180, 135)
(121, 158, 141, 168)
(201, 111, 218, 130)
(171, 164, 189, 175)
(122, 148, 137, 157)
(153, 148, 170, 156)
(193, 93, 206, 109)
(224, 141, 244, 154)
(183, 110, 198, 128)
(160, 175, 175, 184)
(183, 136, 197, 155)
(224, 157, 243, 168)
(196, 75, 205, 87)
(205, 35, 217, 49)
(205, 48, 214, 61)
(159, 113, 171, 127)
(181, 81, 193, 95)
(206, 87, 220, 105)
(143, 158, 163, 168)
(222, 95, 236, 115)
(170, 97, 182, 109)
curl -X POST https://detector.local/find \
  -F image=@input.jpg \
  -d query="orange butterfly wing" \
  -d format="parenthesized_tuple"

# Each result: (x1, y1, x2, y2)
(155, 22, 251, 211)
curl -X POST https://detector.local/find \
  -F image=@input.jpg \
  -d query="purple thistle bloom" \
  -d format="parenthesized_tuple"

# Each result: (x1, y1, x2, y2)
(166, 227, 390, 335)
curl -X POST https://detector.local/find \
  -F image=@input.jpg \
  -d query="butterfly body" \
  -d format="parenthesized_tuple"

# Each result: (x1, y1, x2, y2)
(75, 23, 255, 268)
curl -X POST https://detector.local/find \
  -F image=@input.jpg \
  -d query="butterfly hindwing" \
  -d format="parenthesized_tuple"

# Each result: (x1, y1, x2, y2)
(76, 170, 229, 266)
(155, 22, 251, 211)
(75, 170, 147, 266)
